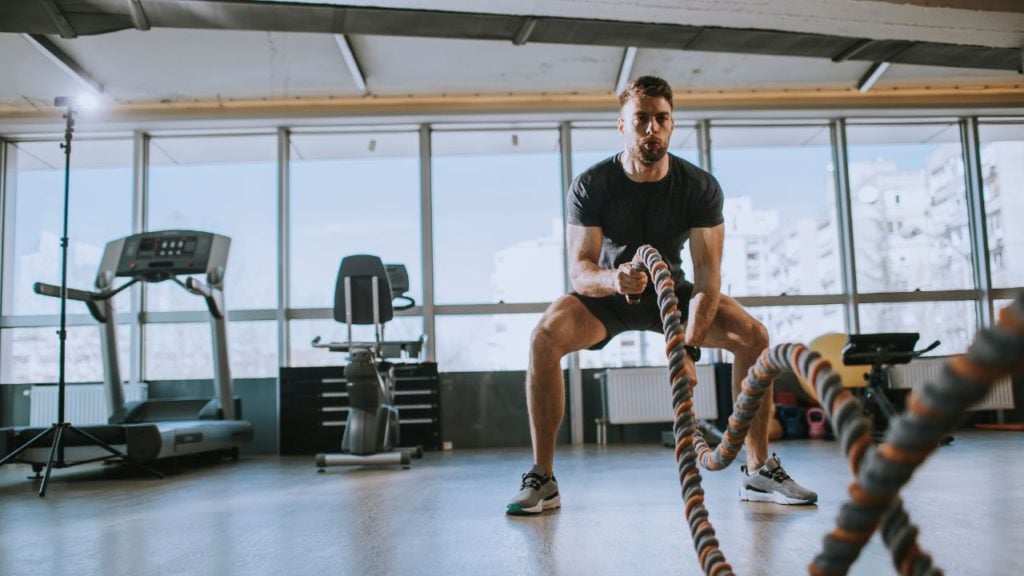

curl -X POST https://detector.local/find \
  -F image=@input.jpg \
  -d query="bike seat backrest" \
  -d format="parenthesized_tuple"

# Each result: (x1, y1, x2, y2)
(334, 255, 394, 325)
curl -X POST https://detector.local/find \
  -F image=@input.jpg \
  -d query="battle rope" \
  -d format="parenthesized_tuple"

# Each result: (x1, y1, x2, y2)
(630, 244, 1024, 576)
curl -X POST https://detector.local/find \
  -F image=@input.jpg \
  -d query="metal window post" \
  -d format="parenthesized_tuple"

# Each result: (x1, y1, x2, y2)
(697, 119, 712, 174)
(0, 138, 9, 318)
(560, 121, 584, 445)
(960, 117, 994, 328)
(277, 127, 290, 367)
(131, 131, 148, 384)
(0, 139, 10, 384)
(696, 119, 728, 363)
(830, 119, 860, 334)
(419, 125, 436, 362)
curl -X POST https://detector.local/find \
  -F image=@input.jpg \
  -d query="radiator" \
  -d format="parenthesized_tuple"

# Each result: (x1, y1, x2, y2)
(890, 358, 1015, 411)
(28, 384, 149, 426)
(600, 365, 718, 425)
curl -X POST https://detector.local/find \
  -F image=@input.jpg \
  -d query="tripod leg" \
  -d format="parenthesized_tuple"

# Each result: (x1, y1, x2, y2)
(873, 387, 898, 421)
(64, 425, 164, 479)
(865, 386, 901, 440)
(39, 426, 65, 498)
(0, 426, 55, 467)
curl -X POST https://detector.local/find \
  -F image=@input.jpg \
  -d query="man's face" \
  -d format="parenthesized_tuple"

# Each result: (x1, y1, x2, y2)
(618, 95, 674, 165)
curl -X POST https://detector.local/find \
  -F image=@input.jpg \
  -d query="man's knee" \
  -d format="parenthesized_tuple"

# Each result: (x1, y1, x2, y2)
(530, 321, 568, 359)
(748, 318, 769, 352)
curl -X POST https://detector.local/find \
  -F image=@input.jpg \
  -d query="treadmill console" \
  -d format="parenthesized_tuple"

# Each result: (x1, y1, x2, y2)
(115, 230, 230, 280)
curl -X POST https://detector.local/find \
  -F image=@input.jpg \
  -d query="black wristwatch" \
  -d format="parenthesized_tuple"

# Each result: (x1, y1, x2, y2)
(683, 345, 701, 363)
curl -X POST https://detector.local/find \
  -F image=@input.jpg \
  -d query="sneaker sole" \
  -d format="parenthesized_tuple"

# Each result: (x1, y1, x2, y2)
(740, 487, 816, 506)
(506, 494, 561, 515)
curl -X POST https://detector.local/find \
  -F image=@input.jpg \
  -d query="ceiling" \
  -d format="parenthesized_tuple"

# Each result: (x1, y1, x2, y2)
(0, 0, 1022, 133)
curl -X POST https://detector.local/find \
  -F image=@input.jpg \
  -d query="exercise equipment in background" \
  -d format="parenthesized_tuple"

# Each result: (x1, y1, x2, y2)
(0, 230, 253, 490)
(805, 407, 827, 439)
(313, 255, 424, 470)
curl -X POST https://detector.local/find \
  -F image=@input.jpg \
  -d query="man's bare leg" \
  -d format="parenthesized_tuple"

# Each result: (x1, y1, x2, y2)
(527, 295, 606, 476)
(731, 343, 772, 471)
(699, 295, 770, 470)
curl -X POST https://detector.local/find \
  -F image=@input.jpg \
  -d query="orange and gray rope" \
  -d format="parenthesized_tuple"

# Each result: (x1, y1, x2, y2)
(631, 243, 1024, 576)
(809, 297, 1024, 576)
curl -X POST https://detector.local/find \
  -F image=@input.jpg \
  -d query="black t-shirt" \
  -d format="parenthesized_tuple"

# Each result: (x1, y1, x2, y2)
(567, 153, 724, 284)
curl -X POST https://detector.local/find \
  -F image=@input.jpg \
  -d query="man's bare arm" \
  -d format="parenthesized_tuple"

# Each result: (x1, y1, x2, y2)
(686, 224, 724, 346)
(567, 224, 646, 297)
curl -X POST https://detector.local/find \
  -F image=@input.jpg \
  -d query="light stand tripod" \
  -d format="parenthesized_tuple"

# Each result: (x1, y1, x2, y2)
(842, 333, 940, 442)
(0, 97, 162, 497)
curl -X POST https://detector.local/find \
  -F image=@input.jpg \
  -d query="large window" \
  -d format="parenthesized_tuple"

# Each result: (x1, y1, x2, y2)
(978, 121, 1024, 289)
(846, 123, 973, 293)
(432, 128, 563, 305)
(145, 320, 277, 380)
(289, 131, 422, 308)
(1, 325, 130, 384)
(579, 331, 673, 369)
(289, 317, 424, 368)
(147, 134, 277, 311)
(710, 124, 841, 297)
(859, 300, 976, 355)
(3, 139, 133, 315)
(435, 313, 541, 372)
(748, 304, 846, 345)
(145, 134, 278, 379)
(1, 114, 1011, 386)
(571, 123, 699, 179)
(1, 138, 133, 384)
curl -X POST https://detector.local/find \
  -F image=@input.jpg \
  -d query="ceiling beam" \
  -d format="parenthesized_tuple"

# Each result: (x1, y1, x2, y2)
(615, 47, 638, 95)
(857, 61, 891, 92)
(512, 17, 537, 46)
(3, 85, 1024, 123)
(0, 2, 1019, 72)
(127, 0, 152, 31)
(858, 0, 1024, 13)
(21, 34, 106, 97)
(832, 39, 873, 62)
(333, 34, 367, 94)
(39, 0, 76, 39)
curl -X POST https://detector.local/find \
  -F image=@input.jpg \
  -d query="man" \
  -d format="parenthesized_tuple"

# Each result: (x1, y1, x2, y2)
(506, 76, 816, 515)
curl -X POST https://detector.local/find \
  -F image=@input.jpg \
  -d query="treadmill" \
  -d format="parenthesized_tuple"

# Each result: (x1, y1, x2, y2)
(0, 230, 253, 469)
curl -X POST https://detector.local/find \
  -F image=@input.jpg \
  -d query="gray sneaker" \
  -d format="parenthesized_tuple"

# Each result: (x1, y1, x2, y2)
(506, 464, 560, 515)
(739, 453, 817, 505)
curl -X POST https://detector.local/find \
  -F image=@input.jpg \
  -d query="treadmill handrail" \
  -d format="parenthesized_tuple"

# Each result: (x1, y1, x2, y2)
(184, 277, 225, 319)
(34, 281, 107, 323)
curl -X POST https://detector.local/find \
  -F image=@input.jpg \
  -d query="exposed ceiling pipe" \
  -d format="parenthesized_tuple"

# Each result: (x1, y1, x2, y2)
(22, 34, 106, 98)
(334, 34, 367, 94)
(127, 0, 152, 31)
(40, 0, 76, 39)
(832, 39, 873, 62)
(615, 47, 638, 95)
(857, 61, 891, 92)
(513, 17, 537, 46)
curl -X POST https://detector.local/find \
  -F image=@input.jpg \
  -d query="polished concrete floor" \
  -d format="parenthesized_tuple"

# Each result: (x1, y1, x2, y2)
(1, 431, 1021, 576)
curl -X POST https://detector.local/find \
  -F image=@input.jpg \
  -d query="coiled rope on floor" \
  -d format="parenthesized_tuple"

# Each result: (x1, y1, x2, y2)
(630, 244, 1024, 576)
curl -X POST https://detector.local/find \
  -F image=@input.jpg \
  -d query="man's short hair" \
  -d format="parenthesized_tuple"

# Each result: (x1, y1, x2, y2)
(618, 76, 674, 110)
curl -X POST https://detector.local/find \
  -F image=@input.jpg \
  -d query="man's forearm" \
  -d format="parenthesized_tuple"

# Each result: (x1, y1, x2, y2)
(570, 262, 617, 297)
(685, 284, 721, 346)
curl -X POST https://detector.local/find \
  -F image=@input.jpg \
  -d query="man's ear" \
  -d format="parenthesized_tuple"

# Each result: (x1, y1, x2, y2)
(617, 116, 625, 135)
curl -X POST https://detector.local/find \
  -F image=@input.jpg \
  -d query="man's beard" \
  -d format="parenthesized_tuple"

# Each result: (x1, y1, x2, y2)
(630, 140, 668, 164)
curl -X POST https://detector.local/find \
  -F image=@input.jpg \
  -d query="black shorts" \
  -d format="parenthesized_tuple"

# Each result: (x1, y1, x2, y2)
(570, 279, 695, 350)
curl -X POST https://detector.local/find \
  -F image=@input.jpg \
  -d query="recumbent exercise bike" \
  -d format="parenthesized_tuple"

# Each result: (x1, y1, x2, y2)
(312, 255, 424, 470)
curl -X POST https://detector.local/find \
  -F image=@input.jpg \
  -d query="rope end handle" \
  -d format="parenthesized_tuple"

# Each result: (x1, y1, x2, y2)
(625, 246, 651, 304)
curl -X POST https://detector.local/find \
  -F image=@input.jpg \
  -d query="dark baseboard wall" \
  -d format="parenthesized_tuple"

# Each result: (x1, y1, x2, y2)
(3, 369, 1022, 455)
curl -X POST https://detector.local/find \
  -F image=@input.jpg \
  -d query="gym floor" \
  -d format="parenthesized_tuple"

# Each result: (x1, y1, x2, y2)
(1, 431, 1020, 576)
